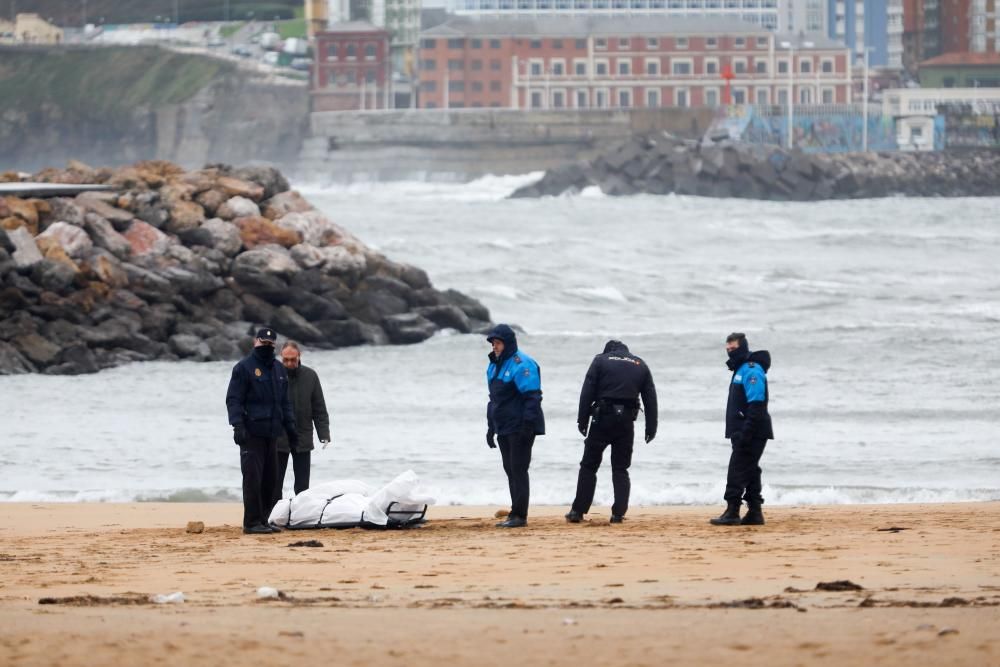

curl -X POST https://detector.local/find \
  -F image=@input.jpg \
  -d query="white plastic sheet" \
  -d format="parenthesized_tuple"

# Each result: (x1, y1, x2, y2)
(268, 470, 434, 529)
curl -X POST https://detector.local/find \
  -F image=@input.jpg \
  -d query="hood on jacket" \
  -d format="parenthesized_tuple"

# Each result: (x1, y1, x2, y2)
(748, 349, 771, 372)
(726, 337, 749, 371)
(486, 323, 519, 359)
(602, 339, 630, 355)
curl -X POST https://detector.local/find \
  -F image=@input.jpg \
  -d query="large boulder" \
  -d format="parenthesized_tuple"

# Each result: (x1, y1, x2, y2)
(0, 340, 36, 374)
(217, 196, 261, 221)
(230, 245, 299, 303)
(195, 188, 228, 216)
(37, 222, 93, 259)
(272, 305, 324, 343)
(165, 200, 206, 236)
(234, 216, 301, 249)
(441, 289, 491, 322)
(414, 304, 471, 333)
(231, 166, 290, 200)
(133, 192, 170, 229)
(46, 198, 86, 227)
(217, 176, 265, 201)
(81, 248, 129, 288)
(30, 259, 80, 293)
(6, 226, 43, 270)
(382, 313, 437, 345)
(289, 243, 325, 270)
(2, 196, 40, 233)
(168, 334, 212, 360)
(319, 245, 367, 279)
(187, 218, 243, 257)
(123, 220, 171, 257)
(12, 332, 61, 366)
(313, 318, 368, 347)
(261, 190, 312, 220)
(76, 195, 134, 232)
(84, 213, 132, 260)
(286, 290, 347, 321)
(45, 343, 99, 375)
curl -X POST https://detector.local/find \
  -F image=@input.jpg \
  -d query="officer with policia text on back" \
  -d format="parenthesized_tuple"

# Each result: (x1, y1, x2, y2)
(225, 328, 299, 535)
(485, 324, 545, 529)
(565, 340, 658, 525)
(710, 332, 773, 527)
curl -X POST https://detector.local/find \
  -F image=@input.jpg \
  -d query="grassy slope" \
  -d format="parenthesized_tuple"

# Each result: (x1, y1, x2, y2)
(15, 0, 301, 25)
(0, 47, 234, 122)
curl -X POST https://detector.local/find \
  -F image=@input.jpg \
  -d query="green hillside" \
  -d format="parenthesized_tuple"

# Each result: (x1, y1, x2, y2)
(0, 46, 234, 122)
(13, 0, 301, 26)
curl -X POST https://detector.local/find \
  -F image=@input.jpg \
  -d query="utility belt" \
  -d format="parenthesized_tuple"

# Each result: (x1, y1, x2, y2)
(591, 399, 639, 422)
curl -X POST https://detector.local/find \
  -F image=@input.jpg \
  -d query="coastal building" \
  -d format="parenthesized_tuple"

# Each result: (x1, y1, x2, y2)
(883, 85, 1000, 149)
(446, 0, 829, 34)
(970, 0, 999, 52)
(323, 0, 422, 73)
(417, 16, 850, 109)
(311, 22, 393, 110)
(3, 13, 64, 44)
(918, 51, 1000, 86)
(828, 0, 904, 68)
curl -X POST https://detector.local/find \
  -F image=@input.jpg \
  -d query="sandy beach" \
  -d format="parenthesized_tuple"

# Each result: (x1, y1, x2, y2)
(1, 502, 998, 666)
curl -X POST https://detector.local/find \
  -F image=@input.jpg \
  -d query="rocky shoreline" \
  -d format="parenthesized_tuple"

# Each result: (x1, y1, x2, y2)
(511, 134, 1000, 200)
(0, 161, 491, 375)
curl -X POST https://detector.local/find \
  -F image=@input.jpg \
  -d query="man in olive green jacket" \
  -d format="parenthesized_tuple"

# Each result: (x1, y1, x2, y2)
(275, 341, 331, 497)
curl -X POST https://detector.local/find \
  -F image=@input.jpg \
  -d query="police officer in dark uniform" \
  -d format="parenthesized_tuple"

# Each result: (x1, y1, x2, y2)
(566, 340, 658, 524)
(485, 324, 545, 528)
(711, 332, 773, 527)
(225, 328, 299, 535)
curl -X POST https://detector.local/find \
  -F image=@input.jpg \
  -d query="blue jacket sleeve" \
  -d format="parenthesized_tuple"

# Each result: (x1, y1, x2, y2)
(741, 368, 767, 438)
(225, 363, 246, 426)
(514, 361, 543, 427)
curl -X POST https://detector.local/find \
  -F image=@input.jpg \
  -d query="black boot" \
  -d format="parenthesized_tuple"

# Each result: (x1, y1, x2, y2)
(741, 503, 765, 525)
(709, 502, 742, 526)
(565, 510, 583, 523)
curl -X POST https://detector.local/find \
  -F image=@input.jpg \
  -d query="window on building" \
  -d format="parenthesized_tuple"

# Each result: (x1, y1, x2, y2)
(734, 37, 745, 47)
(552, 61, 565, 75)
(755, 88, 769, 104)
(449, 80, 465, 92)
(530, 61, 543, 75)
(777, 59, 788, 73)
(777, 88, 788, 105)
(490, 39, 501, 48)
(421, 59, 436, 70)
(421, 39, 436, 49)
(799, 87, 811, 103)
(596, 89, 609, 107)
(422, 80, 437, 92)
(706, 59, 719, 74)
(822, 88, 834, 103)
(530, 39, 542, 48)
(676, 37, 688, 49)
(706, 37, 718, 48)
(471, 38, 482, 48)
(618, 59, 631, 75)
(596, 60, 609, 75)
(449, 59, 463, 70)
(755, 60, 767, 73)
(327, 45, 337, 60)
(553, 39, 563, 49)
(366, 69, 376, 83)
(618, 89, 632, 107)
(447, 38, 464, 49)
(346, 43, 357, 59)
(943, 76, 955, 87)
(705, 88, 719, 106)
(471, 59, 483, 70)
(646, 59, 659, 75)
(646, 88, 660, 107)
(531, 90, 543, 108)
(490, 80, 502, 91)
(472, 81, 484, 91)
(672, 60, 692, 74)
(734, 59, 747, 73)
(365, 43, 376, 59)
(676, 88, 689, 107)
(576, 90, 588, 107)
(821, 59, 833, 73)
(575, 38, 587, 49)
(575, 60, 587, 75)
(553, 90, 566, 107)
(491, 59, 501, 70)
(800, 59, 811, 73)
(646, 37, 659, 49)
(618, 38, 630, 49)
(732, 88, 746, 103)
(756, 36, 768, 48)
(595, 38, 607, 50)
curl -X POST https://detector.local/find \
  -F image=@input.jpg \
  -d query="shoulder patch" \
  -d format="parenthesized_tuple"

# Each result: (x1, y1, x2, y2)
(522, 368, 531, 377)
(749, 375, 758, 384)
(514, 355, 522, 363)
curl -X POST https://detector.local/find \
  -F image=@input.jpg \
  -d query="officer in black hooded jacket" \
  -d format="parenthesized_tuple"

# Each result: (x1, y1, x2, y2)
(566, 340, 657, 524)
(711, 332, 773, 526)
(225, 328, 299, 535)
(485, 324, 544, 528)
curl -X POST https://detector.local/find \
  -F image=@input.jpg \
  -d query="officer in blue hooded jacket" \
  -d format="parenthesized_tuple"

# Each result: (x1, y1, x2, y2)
(485, 324, 544, 528)
(711, 332, 773, 526)
(226, 328, 299, 535)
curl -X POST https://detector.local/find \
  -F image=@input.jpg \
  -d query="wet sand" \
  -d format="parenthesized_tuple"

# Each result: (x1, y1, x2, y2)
(1, 502, 998, 666)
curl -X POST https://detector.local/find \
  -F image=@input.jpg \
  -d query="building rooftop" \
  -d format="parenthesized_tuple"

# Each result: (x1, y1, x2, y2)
(321, 21, 388, 34)
(920, 52, 1000, 67)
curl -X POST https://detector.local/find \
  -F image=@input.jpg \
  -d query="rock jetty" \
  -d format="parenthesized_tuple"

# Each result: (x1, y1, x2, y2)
(0, 161, 491, 375)
(511, 133, 1000, 200)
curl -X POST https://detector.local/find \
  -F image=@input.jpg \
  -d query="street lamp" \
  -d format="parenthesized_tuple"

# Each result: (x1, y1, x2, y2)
(859, 46, 874, 151)
(780, 38, 813, 149)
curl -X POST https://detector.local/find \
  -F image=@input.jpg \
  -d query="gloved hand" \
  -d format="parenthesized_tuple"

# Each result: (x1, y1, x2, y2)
(645, 431, 655, 444)
(320, 439, 331, 450)
(233, 424, 247, 446)
(287, 430, 301, 452)
(578, 422, 588, 437)
(486, 429, 496, 449)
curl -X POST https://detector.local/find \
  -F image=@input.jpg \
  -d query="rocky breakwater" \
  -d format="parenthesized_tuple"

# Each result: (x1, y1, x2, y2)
(511, 133, 1000, 200)
(0, 161, 491, 375)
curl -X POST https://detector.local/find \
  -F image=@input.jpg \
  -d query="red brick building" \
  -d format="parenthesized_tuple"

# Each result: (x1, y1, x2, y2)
(311, 22, 392, 111)
(417, 17, 852, 109)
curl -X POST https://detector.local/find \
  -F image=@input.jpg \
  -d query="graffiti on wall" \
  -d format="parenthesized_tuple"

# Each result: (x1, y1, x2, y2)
(708, 106, 897, 152)
(940, 104, 1000, 148)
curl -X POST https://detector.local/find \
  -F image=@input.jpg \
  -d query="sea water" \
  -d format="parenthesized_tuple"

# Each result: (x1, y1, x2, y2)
(3, 176, 998, 507)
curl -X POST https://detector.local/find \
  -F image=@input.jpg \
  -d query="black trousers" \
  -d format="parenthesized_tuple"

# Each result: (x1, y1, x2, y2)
(723, 436, 768, 505)
(571, 419, 635, 517)
(498, 431, 535, 520)
(277, 450, 311, 497)
(240, 435, 278, 529)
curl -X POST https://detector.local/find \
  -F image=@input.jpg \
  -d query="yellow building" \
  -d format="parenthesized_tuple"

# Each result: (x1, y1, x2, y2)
(304, 0, 329, 39)
(12, 13, 63, 44)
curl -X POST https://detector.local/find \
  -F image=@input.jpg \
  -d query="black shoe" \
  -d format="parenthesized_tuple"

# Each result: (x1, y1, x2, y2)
(243, 524, 272, 535)
(496, 516, 527, 528)
(565, 510, 583, 523)
(268, 524, 283, 533)
(741, 505, 765, 525)
(610, 515, 624, 524)
(709, 502, 742, 526)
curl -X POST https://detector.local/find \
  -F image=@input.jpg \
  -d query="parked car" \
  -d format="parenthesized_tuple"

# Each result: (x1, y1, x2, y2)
(290, 57, 311, 71)
(231, 45, 252, 57)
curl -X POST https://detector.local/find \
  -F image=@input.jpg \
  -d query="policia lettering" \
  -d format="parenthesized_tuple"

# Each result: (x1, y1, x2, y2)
(567, 340, 658, 524)
(485, 324, 545, 528)
(710, 332, 774, 527)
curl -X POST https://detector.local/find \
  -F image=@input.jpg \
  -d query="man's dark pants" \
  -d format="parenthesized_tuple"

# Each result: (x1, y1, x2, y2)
(241, 435, 278, 528)
(571, 419, 634, 517)
(277, 450, 311, 497)
(723, 436, 768, 505)
(498, 431, 535, 520)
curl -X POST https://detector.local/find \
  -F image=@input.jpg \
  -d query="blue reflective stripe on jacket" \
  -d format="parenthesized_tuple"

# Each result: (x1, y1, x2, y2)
(739, 362, 767, 403)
